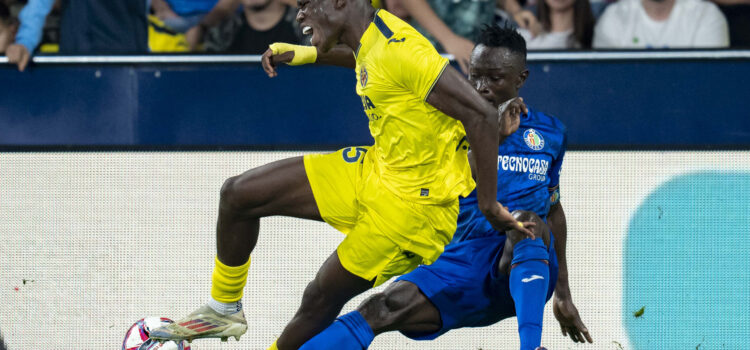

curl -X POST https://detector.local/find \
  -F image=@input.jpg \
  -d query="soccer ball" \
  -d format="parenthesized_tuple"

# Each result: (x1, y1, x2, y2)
(122, 317, 192, 350)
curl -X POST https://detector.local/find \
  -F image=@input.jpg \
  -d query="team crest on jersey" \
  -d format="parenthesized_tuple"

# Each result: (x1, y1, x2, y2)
(523, 129, 545, 151)
(360, 66, 368, 87)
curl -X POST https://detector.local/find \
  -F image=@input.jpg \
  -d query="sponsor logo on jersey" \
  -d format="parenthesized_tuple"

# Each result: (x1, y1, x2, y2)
(497, 155, 549, 182)
(523, 128, 545, 151)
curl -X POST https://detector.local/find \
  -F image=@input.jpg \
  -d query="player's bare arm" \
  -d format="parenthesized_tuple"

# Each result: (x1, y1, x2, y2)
(262, 44, 355, 78)
(548, 201, 593, 344)
(427, 66, 535, 237)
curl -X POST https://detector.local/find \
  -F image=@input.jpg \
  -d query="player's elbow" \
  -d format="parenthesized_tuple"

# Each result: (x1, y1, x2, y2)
(477, 201, 496, 217)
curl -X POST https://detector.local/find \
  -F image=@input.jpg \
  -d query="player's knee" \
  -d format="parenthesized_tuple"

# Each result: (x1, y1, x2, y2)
(298, 280, 338, 318)
(220, 174, 259, 213)
(507, 210, 549, 248)
(358, 282, 419, 333)
(357, 292, 402, 333)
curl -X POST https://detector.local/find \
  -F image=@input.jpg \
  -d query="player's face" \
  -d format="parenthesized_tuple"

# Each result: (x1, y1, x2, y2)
(296, 0, 343, 52)
(468, 45, 528, 108)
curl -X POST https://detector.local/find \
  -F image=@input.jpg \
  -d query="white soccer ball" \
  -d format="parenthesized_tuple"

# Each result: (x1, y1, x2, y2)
(122, 317, 192, 350)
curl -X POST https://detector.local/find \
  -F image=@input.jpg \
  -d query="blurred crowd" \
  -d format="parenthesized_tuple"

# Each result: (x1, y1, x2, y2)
(1, 0, 749, 71)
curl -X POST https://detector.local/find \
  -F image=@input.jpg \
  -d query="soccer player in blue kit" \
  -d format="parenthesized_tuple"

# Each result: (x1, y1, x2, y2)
(299, 25, 593, 350)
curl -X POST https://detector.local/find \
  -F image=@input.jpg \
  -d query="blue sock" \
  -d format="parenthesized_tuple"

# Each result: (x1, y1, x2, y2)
(509, 238, 550, 350)
(299, 311, 374, 350)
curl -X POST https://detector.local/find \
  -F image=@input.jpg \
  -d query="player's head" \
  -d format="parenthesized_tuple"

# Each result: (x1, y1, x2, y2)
(295, 0, 373, 52)
(469, 24, 529, 109)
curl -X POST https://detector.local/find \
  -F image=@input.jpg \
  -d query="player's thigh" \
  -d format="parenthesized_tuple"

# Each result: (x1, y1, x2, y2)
(358, 280, 441, 334)
(222, 156, 321, 220)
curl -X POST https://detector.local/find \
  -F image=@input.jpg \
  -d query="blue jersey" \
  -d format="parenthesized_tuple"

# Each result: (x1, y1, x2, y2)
(452, 107, 567, 243)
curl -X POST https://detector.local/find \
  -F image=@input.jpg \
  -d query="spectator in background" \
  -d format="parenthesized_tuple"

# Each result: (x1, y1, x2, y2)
(5, 0, 148, 71)
(502, 0, 544, 39)
(712, 0, 750, 47)
(0, 2, 18, 53)
(205, 0, 301, 53)
(593, 0, 729, 48)
(519, 0, 595, 49)
(398, 0, 496, 73)
(151, 0, 241, 50)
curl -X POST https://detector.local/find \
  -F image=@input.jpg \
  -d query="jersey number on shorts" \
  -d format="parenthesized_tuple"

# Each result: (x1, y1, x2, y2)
(342, 147, 368, 163)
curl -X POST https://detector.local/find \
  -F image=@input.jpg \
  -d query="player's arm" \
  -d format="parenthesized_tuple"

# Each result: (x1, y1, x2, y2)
(548, 202, 570, 298)
(261, 43, 355, 78)
(548, 202, 593, 343)
(427, 66, 534, 237)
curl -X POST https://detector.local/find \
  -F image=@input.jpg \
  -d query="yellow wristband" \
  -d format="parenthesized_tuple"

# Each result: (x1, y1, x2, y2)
(516, 221, 525, 229)
(269, 42, 317, 66)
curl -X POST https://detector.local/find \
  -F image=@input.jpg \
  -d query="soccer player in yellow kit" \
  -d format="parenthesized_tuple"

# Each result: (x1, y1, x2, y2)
(150, 0, 535, 348)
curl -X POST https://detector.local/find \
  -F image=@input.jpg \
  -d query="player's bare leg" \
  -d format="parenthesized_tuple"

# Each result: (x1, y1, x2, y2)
(151, 156, 323, 343)
(357, 281, 442, 335)
(297, 280, 440, 350)
(275, 251, 374, 349)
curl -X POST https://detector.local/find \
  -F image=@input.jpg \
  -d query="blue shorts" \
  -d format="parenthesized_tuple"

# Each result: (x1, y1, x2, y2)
(396, 234, 558, 340)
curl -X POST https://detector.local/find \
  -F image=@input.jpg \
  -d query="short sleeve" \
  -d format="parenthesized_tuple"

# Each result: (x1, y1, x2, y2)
(389, 36, 449, 101)
(693, 2, 729, 48)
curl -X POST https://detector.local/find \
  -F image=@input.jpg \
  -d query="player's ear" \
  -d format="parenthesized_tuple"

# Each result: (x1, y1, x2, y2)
(516, 69, 529, 90)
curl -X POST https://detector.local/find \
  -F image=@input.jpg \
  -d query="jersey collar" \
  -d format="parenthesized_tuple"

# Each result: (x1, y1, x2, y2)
(355, 9, 383, 60)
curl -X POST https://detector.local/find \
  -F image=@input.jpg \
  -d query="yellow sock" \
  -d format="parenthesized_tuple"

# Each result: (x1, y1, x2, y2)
(211, 256, 251, 303)
(267, 340, 279, 350)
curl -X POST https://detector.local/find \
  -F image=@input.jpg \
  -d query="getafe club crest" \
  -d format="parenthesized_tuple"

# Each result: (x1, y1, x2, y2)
(360, 66, 368, 87)
(523, 128, 544, 150)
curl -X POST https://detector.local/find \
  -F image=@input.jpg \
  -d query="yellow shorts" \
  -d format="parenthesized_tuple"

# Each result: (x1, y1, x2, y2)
(304, 147, 459, 286)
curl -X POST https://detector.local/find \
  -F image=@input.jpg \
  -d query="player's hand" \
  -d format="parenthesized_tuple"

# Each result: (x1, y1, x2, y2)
(440, 34, 474, 75)
(261, 43, 317, 78)
(553, 297, 593, 344)
(483, 202, 536, 239)
(498, 97, 528, 137)
(261, 47, 294, 78)
(513, 10, 542, 37)
(6, 44, 31, 72)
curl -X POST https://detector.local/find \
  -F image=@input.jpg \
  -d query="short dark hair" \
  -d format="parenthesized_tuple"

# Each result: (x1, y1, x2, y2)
(477, 24, 527, 64)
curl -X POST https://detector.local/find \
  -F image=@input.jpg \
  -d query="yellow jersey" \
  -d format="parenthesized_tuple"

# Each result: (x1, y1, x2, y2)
(354, 10, 475, 204)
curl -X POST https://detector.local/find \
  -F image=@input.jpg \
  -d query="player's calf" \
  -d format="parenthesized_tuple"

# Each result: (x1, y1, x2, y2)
(277, 252, 373, 349)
